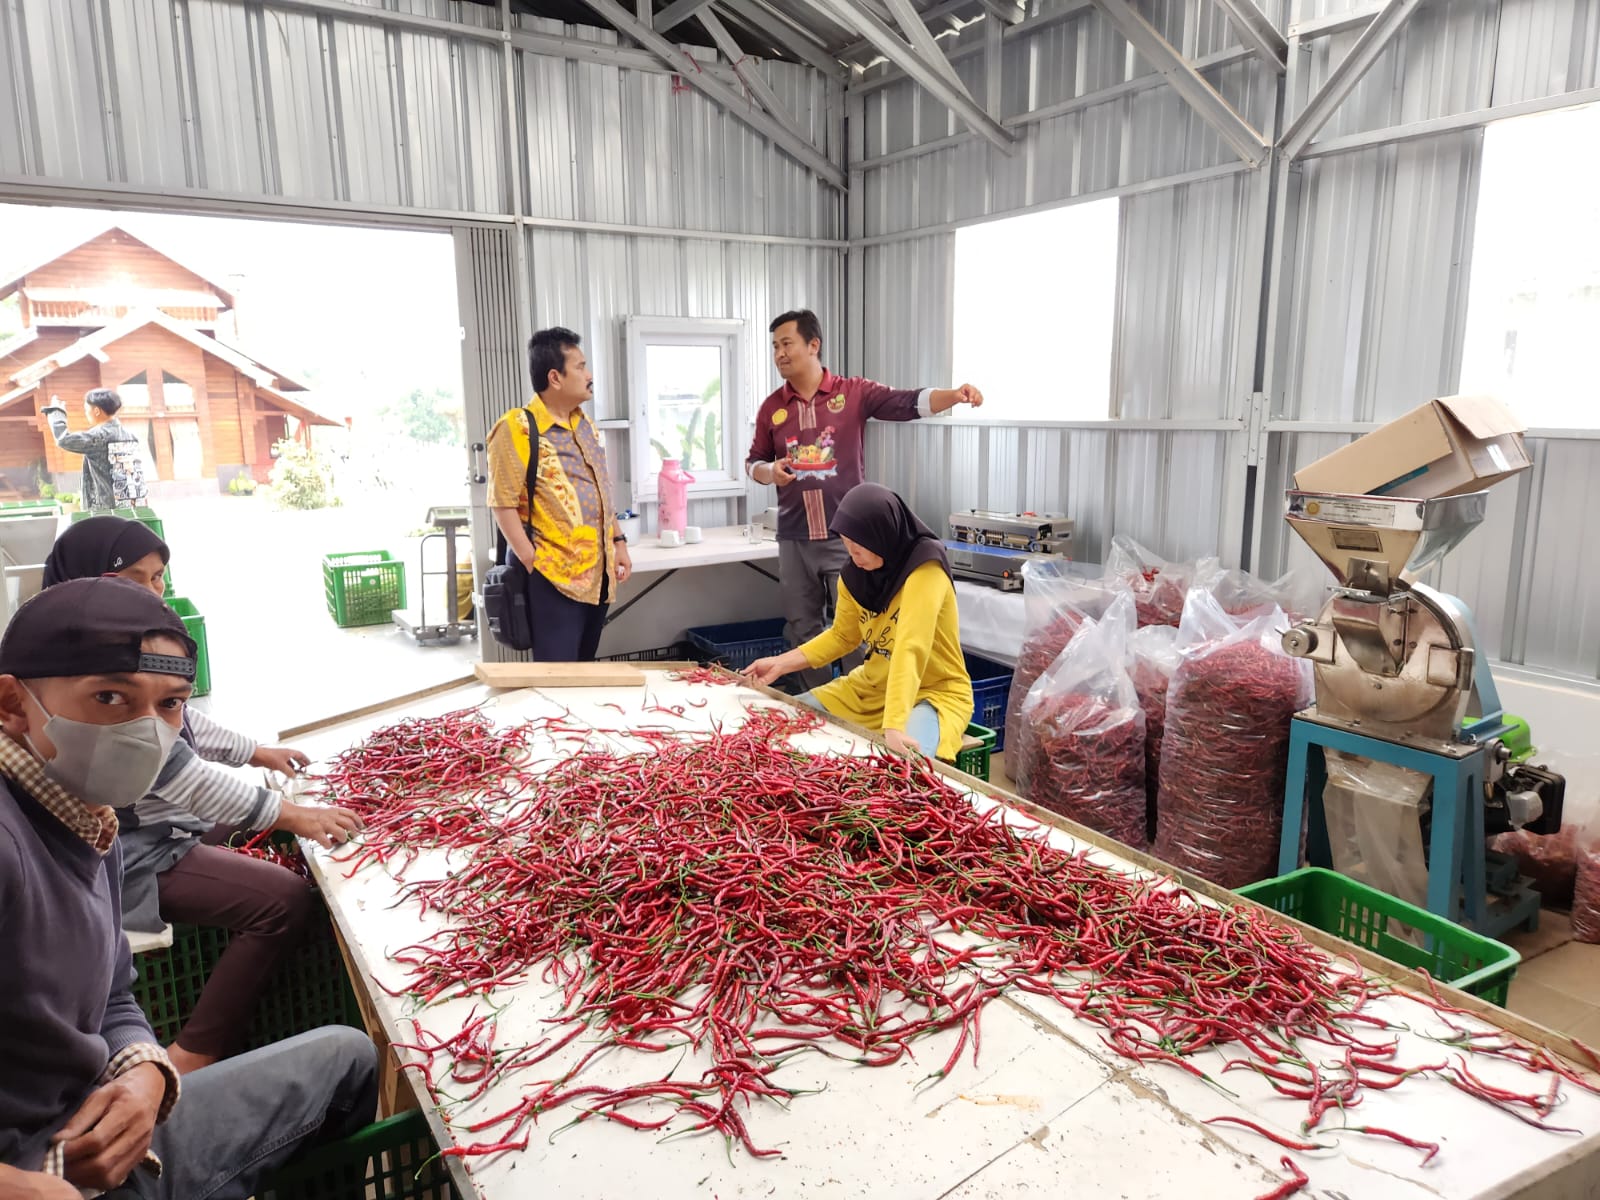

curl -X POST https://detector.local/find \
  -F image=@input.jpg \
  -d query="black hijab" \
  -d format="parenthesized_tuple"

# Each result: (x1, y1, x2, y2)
(42, 515, 170, 589)
(830, 483, 951, 614)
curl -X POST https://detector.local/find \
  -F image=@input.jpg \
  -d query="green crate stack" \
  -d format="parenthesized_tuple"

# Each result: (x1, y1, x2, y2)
(323, 551, 407, 627)
(166, 597, 210, 696)
(1236, 866, 1520, 1006)
(131, 882, 364, 1050)
(257, 1110, 456, 1200)
(954, 723, 997, 781)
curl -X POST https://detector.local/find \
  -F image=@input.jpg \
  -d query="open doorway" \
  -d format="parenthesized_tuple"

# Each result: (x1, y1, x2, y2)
(0, 203, 474, 735)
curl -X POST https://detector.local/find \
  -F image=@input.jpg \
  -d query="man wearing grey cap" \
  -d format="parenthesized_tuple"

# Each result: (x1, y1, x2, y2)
(0, 577, 378, 1199)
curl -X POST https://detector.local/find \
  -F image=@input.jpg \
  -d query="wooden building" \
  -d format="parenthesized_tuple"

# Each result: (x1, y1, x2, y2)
(0, 227, 339, 495)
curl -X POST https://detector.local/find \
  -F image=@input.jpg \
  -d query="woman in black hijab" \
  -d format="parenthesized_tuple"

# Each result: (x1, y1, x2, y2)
(746, 483, 974, 759)
(41, 514, 170, 594)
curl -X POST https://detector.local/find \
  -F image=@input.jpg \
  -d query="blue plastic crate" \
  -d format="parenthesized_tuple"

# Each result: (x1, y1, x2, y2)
(686, 618, 788, 671)
(966, 653, 1013, 750)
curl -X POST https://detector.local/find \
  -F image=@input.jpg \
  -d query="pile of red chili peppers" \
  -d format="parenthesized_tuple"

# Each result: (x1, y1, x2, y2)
(305, 701, 1598, 1182)
(227, 828, 313, 882)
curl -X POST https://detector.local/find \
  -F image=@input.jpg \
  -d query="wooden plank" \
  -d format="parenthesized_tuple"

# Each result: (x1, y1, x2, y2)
(276, 675, 477, 740)
(472, 661, 645, 688)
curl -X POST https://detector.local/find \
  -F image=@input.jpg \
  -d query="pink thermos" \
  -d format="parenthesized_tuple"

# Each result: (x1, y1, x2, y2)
(657, 459, 695, 535)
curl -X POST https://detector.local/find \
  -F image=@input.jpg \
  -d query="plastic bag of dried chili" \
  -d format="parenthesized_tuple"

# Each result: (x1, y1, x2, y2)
(1104, 536, 1219, 628)
(1487, 827, 1579, 909)
(1004, 561, 1124, 792)
(1153, 591, 1313, 889)
(1198, 565, 1325, 626)
(1572, 833, 1600, 943)
(1130, 625, 1180, 846)
(1018, 594, 1148, 849)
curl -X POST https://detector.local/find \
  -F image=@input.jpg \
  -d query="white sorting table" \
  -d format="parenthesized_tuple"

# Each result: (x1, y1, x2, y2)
(291, 671, 1600, 1200)
(606, 525, 780, 627)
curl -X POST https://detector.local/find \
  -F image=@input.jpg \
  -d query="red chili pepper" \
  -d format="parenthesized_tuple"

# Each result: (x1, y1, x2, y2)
(1253, 1156, 1310, 1200)
(1203, 1116, 1327, 1152)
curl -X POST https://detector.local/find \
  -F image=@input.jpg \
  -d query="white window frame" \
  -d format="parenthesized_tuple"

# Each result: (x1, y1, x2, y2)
(625, 316, 748, 502)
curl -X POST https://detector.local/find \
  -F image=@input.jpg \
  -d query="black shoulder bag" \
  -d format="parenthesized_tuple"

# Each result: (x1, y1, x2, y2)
(481, 408, 539, 651)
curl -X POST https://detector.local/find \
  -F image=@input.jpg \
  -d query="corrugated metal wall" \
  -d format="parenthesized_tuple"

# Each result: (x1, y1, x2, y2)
(854, 0, 1600, 679)
(0, 0, 845, 532)
(4, 0, 1597, 675)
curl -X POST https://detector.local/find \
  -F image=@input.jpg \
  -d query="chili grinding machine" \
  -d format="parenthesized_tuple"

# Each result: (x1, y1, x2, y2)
(1276, 489, 1565, 937)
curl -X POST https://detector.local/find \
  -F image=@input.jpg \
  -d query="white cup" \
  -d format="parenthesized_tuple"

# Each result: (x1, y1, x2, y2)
(659, 529, 682, 548)
(684, 526, 703, 545)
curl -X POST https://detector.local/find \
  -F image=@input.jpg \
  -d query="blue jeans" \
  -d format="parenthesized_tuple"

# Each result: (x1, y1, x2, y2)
(107, 1027, 378, 1200)
(799, 692, 943, 755)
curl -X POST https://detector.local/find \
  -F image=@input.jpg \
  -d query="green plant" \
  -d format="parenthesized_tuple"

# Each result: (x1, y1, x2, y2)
(265, 440, 335, 510)
(227, 474, 258, 496)
(381, 388, 463, 446)
(38, 480, 56, 499)
(54, 492, 79, 507)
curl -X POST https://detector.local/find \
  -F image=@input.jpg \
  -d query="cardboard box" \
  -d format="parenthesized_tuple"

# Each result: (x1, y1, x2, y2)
(1293, 395, 1531, 499)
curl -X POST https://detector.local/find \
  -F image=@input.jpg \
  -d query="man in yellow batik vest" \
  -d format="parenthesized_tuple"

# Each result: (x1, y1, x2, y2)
(487, 327, 633, 661)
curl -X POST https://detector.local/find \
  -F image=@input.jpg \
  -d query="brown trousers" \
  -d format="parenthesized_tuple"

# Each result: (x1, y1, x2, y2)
(156, 824, 317, 1057)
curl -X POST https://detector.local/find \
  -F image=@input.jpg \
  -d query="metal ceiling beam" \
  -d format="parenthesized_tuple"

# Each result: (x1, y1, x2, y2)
(1278, 0, 1425, 158)
(651, 0, 717, 32)
(806, 0, 1016, 152)
(1089, 0, 1268, 166)
(581, 0, 848, 188)
(975, 0, 1025, 25)
(720, 0, 850, 78)
(1210, 0, 1287, 72)
(699, 8, 826, 157)
(882, 0, 967, 90)
(840, 0, 982, 60)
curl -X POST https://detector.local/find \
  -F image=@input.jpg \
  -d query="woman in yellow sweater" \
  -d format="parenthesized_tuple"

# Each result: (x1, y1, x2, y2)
(745, 484, 974, 759)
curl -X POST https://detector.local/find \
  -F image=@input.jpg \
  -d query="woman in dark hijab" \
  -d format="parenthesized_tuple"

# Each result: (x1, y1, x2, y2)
(41, 513, 170, 593)
(746, 483, 974, 759)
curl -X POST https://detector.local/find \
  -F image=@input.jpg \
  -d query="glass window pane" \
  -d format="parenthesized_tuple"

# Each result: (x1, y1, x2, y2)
(644, 343, 725, 475)
(952, 197, 1119, 422)
(1459, 103, 1600, 430)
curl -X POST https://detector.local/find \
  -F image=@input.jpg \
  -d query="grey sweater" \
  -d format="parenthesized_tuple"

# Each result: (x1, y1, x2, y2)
(0, 777, 158, 1171)
(45, 412, 142, 510)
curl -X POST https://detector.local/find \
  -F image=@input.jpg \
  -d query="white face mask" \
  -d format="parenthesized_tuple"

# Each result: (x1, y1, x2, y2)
(22, 685, 180, 809)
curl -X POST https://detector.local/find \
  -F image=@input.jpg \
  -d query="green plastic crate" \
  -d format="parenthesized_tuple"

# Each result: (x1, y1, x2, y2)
(324, 550, 407, 627)
(0, 499, 60, 514)
(71, 504, 164, 540)
(955, 723, 996, 781)
(166, 596, 210, 697)
(131, 879, 364, 1050)
(1236, 867, 1520, 1006)
(258, 1110, 456, 1200)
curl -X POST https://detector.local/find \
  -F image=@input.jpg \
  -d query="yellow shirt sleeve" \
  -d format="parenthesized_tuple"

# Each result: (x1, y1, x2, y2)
(881, 562, 948, 734)
(799, 579, 864, 668)
(486, 414, 526, 513)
